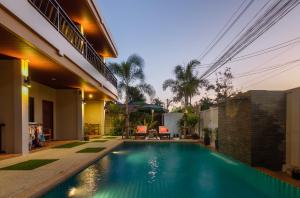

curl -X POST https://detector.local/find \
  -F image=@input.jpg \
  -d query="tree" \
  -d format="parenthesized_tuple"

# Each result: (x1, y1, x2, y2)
(152, 98, 164, 107)
(108, 54, 155, 138)
(199, 96, 215, 111)
(207, 67, 237, 103)
(163, 59, 207, 138)
(128, 86, 146, 104)
(162, 60, 207, 107)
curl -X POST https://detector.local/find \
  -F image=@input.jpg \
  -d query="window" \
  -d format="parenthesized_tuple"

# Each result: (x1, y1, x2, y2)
(29, 97, 34, 122)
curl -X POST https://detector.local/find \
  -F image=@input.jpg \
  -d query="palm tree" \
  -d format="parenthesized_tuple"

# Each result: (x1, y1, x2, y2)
(109, 54, 155, 138)
(163, 59, 207, 138)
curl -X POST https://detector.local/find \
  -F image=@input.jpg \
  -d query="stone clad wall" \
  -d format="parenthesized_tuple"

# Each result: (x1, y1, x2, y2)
(218, 96, 252, 164)
(219, 91, 286, 171)
(250, 91, 286, 170)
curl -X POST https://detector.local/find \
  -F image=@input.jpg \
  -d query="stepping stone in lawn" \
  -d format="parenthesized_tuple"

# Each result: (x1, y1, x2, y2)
(92, 140, 108, 143)
(53, 142, 88, 148)
(76, 147, 106, 153)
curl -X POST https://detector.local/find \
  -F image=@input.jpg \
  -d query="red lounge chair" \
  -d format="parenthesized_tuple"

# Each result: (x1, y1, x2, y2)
(135, 125, 147, 139)
(159, 126, 170, 140)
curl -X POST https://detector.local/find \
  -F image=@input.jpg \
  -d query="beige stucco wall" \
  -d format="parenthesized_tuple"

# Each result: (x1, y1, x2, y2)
(29, 81, 57, 136)
(84, 101, 105, 135)
(200, 107, 218, 138)
(0, 59, 28, 154)
(286, 88, 300, 169)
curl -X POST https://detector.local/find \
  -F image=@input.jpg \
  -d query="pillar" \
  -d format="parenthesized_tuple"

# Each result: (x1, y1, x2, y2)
(56, 89, 84, 140)
(0, 59, 29, 154)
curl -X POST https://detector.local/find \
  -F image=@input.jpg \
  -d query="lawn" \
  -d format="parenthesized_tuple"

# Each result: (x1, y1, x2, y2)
(0, 159, 58, 170)
(92, 140, 108, 143)
(76, 147, 106, 153)
(53, 142, 87, 148)
(103, 136, 118, 139)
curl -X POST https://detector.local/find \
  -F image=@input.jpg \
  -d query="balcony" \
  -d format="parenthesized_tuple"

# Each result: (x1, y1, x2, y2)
(28, 0, 117, 88)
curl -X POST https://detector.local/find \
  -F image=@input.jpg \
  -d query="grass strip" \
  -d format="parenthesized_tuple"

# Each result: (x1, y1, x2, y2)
(0, 159, 58, 170)
(76, 147, 106, 153)
(53, 142, 87, 148)
(103, 136, 118, 139)
(92, 140, 108, 143)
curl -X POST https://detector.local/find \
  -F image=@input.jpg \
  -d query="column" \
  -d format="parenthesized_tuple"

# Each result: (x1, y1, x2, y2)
(0, 59, 29, 154)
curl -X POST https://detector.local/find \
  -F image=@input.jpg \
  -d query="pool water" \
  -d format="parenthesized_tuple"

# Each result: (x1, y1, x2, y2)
(44, 143, 300, 198)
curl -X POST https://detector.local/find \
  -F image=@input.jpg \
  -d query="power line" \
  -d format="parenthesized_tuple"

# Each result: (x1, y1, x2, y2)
(216, 0, 272, 58)
(234, 59, 300, 78)
(200, 0, 300, 80)
(197, 36, 300, 68)
(199, 0, 255, 61)
(242, 63, 300, 89)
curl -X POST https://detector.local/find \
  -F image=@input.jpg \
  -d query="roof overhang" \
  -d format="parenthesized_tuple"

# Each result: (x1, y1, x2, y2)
(57, 0, 118, 58)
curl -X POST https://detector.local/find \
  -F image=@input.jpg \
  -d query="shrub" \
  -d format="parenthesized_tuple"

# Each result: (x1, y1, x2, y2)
(203, 128, 212, 146)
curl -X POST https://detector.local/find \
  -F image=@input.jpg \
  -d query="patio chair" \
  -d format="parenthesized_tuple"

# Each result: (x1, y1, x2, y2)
(159, 126, 171, 140)
(135, 125, 147, 139)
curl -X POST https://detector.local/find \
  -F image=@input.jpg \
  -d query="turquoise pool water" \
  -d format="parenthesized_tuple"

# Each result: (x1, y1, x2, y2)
(44, 143, 300, 198)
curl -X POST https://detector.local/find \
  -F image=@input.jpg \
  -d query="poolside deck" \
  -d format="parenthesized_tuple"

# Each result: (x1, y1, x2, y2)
(0, 138, 123, 198)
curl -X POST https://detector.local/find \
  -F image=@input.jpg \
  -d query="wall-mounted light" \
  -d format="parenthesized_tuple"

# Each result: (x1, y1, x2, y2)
(82, 99, 87, 105)
(21, 59, 31, 88)
(23, 76, 31, 88)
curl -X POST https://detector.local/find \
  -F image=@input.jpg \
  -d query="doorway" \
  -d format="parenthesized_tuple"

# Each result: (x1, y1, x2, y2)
(42, 100, 54, 140)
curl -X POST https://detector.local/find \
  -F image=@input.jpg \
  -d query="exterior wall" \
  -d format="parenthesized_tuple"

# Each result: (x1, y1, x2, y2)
(0, 0, 117, 97)
(286, 88, 300, 169)
(250, 91, 286, 170)
(218, 91, 286, 171)
(29, 81, 57, 135)
(0, 59, 28, 154)
(219, 96, 252, 165)
(164, 113, 183, 136)
(84, 101, 105, 135)
(200, 107, 218, 138)
(56, 89, 83, 140)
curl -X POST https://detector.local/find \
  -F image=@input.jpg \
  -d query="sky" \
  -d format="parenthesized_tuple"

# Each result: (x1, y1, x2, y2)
(97, 0, 300, 105)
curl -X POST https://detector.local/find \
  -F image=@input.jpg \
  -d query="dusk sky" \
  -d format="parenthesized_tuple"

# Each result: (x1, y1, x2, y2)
(97, 0, 300, 105)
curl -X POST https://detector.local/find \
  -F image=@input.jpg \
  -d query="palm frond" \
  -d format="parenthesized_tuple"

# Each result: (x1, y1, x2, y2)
(138, 83, 156, 98)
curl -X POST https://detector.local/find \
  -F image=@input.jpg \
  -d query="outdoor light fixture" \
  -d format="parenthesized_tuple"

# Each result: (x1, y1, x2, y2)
(23, 76, 31, 88)
(21, 59, 31, 88)
(88, 94, 93, 99)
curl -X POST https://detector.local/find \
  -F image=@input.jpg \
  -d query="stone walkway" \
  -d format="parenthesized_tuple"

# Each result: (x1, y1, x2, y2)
(0, 138, 123, 198)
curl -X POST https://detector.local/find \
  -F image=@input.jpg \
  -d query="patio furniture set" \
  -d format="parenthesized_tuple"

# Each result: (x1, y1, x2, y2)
(133, 126, 171, 140)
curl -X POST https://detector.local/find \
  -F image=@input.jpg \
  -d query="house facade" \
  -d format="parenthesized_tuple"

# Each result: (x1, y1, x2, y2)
(0, 0, 118, 154)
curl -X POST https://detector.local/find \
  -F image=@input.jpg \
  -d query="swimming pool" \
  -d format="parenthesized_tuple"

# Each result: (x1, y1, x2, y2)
(44, 143, 300, 198)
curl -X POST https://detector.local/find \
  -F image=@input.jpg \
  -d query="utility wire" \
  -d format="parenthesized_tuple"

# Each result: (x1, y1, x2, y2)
(243, 63, 300, 89)
(200, 0, 300, 80)
(199, 0, 255, 61)
(216, 0, 272, 57)
(197, 36, 300, 68)
(234, 59, 300, 78)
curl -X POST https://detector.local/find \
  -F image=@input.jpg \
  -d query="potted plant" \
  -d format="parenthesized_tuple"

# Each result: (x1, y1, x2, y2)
(203, 128, 211, 146)
(292, 168, 300, 180)
(84, 134, 90, 141)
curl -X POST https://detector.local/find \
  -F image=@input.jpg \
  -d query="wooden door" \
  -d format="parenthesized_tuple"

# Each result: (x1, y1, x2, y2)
(42, 100, 54, 140)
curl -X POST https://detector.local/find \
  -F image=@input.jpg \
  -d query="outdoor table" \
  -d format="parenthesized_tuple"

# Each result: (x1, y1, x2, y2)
(0, 123, 5, 153)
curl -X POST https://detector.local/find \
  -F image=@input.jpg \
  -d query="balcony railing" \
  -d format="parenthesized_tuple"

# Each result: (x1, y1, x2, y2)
(28, 0, 117, 88)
